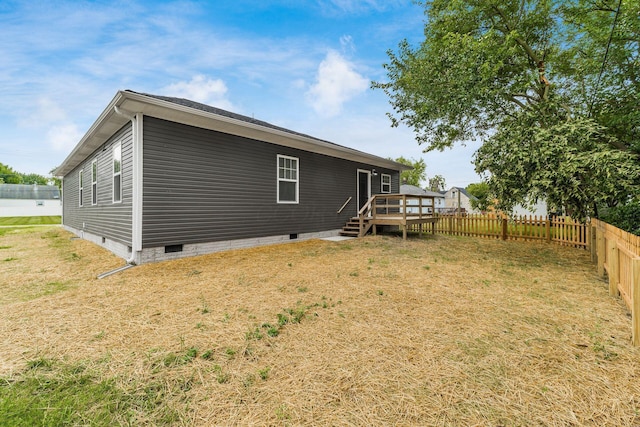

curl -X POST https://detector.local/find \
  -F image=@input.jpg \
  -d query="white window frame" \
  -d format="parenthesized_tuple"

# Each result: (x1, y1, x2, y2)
(113, 142, 122, 203)
(91, 158, 97, 205)
(277, 154, 299, 204)
(381, 173, 391, 193)
(78, 169, 83, 207)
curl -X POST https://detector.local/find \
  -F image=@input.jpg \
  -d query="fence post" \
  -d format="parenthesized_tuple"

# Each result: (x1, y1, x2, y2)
(546, 217, 551, 243)
(608, 240, 619, 297)
(597, 226, 606, 278)
(501, 217, 507, 241)
(632, 258, 640, 346)
(590, 223, 597, 263)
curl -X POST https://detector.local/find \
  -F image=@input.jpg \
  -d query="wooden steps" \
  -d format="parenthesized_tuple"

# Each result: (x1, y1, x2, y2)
(339, 217, 370, 237)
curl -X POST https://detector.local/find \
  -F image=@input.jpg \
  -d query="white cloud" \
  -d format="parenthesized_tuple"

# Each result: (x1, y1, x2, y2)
(17, 97, 67, 129)
(47, 123, 83, 152)
(317, 0, 406, 15)
(162, 75, 235, 110)
(340, 35, 356, 54)
(305, 50, 369, 117)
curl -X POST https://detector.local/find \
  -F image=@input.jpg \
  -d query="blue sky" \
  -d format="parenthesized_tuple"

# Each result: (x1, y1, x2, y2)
(0, 0, 481, 187)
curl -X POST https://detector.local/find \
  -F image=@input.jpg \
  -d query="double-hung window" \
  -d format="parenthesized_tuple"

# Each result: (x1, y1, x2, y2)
(91, 159, 97, 205)
(381, 174, 391, 193)
(277, 155, 298, 203)
(113, 143, 122, 203)
(78, 169, 84, 207)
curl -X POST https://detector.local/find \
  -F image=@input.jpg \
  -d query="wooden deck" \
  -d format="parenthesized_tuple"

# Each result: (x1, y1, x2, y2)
(345, 194, 440, 239)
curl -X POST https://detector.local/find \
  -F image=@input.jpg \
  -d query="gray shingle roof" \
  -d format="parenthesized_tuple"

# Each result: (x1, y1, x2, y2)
(127, 90, 330, 144)
(400, 184, 445, 197)
(0, 184, 60, 200)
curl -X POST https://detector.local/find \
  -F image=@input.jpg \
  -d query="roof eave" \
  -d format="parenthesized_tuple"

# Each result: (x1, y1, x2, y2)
(55, 90, 409, 176)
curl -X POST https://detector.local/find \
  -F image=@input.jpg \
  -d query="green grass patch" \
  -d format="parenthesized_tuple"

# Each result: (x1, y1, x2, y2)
(0, 358, 182, 426)
(0, 216, 61, 226)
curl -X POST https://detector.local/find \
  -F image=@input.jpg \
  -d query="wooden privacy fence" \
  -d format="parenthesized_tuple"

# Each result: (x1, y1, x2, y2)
(412, 214, 588, 248)
(592, 219, 640, 345)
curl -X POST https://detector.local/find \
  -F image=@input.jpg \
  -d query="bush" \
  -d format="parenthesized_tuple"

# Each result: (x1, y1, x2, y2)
(600, 200, 640, 236)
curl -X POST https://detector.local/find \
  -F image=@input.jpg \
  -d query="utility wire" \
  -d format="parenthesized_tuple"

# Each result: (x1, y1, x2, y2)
(588, 0, 623, 117)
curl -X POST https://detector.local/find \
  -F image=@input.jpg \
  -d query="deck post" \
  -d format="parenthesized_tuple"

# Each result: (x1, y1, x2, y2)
(632, 258, 640, 346)
(402, 224, 407, 240)
(608, 240, 619, 297)
(402, 195, 407, 222)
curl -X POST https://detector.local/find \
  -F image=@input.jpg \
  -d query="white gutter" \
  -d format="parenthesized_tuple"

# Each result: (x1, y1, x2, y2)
(113, 106, 143, 265)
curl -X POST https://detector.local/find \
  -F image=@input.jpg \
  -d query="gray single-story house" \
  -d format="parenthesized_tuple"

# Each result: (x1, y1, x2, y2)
(54, 90, 409, 264)
(0, 184, 61, 217)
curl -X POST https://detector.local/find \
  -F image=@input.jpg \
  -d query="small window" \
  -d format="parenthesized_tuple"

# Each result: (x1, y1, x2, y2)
(381, 174, 391, 193)
(277, 155, 298, 203)
(113, 143, 122, 203)
(91, 159, 97, 205)
(78, 169, 84, 207)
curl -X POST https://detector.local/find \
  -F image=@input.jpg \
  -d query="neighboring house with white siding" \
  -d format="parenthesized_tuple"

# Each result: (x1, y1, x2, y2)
(512, 199, 548, 217)
(0, 184, 61, 217)
(443, 187, 479, 214)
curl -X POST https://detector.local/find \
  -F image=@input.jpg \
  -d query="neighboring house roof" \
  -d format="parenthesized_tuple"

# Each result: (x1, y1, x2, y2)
(55, 90, 412, 176)
(0, 184, 60, 200)
(448, 186, 476, 200)
(400, 184, 427, 195)
(400, 184, 444, 198)
(424, 189, 445, 198)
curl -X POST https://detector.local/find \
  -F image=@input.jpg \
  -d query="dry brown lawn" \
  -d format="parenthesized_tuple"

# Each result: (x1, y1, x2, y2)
(1, 226, 639, 426)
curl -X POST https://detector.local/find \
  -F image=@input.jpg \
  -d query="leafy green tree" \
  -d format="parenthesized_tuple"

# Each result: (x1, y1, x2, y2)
(466, 182, 492, 212)
(374, 0, 640, 220)
(393, 156, 427, 187)
(0, 162, 21, 184)
(21, 173, 49, 185)
(427, 175, 446, 192)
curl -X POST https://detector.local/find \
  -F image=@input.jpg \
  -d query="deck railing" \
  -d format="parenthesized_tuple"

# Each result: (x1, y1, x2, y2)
(370, 194, 436, 220)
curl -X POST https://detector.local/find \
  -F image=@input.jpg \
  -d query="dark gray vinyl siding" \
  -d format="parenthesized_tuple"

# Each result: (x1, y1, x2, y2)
(62, 125, 133, 246)
(142, 117, 399, 248)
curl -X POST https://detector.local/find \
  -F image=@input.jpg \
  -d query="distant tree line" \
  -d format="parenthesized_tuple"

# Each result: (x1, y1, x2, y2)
(0, 162, 59, 188)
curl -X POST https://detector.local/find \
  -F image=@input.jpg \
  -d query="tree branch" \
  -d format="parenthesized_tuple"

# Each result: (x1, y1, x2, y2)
(506, 95, 528, 110)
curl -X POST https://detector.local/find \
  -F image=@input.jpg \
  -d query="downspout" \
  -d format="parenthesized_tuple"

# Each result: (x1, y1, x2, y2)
(114, 106, 143, 264)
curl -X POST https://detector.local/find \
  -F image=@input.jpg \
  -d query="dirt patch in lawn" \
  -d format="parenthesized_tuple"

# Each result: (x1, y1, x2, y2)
(1, 227, 639, 425)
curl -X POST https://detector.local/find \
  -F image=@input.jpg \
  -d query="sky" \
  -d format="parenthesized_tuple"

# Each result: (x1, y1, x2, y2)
(0, 0, 482, 188)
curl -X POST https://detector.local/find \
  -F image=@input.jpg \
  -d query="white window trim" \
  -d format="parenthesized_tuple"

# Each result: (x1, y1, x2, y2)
(91, 158, 97, 205)
(78, 169, 83, 207)
(277, 154, 299, 204)
(381, 173, 391, 194)
(113, 142, 122, 204)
